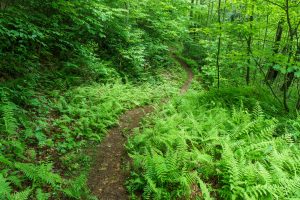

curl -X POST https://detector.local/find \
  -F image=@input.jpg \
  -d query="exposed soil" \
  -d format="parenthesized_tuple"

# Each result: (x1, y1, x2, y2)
(87, 58, 194, 200)
(176, 58, 194, 94)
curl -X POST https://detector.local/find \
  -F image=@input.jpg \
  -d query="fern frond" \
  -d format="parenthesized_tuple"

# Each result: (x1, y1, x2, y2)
(252, 102, 264, 120)
(36, 188, 50, 200)
(0, 174, 11, 197)
(0, 93, 18, 135)
(63, 174, 87, 199)
(197, 178, 212, 200)
(257, 123, 276, 140)
(246, 184, 275, 199)
(15, 163, 62, 187)
(256, 163, 272, 184)
(7, 175, 22, 188)
(8, 188, 31, 200)
(282, 133, 294, 144)
(0, 154, 13, 167)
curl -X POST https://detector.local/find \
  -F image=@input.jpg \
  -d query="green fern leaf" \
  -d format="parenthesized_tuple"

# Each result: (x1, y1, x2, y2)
(36, 188, 50, 200)
(8, 188, 31, 200)
(0, 174, 11, 197)
(1, 96, 18, 135)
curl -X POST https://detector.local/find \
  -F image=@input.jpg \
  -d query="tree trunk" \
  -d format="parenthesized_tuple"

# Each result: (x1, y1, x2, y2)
(283, 72, 289, 112)
(206, 1, 210, 25)
(262, 14, 269, 49)
(282, 0, 295, 112)
(281, 73, 294, 91)
(1, 1, 7, 9)
(246, 4, 254, 85)
(296, 97, 300, 110)
(265, 19, 284, 83)
(189, 0, 195, 37)
(295, 46, 300, 110)
(216, 0, 221, 89)
(190, 0, 195, 20)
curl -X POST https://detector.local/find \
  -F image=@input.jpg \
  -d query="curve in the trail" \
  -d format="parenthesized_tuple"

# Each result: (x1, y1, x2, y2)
(87, 57, 194, 200)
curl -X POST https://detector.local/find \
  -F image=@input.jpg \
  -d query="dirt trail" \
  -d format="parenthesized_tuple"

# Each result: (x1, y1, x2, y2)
(87, 57, 194, 200)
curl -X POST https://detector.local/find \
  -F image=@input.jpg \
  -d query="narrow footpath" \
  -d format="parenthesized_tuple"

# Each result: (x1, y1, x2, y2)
(87, 57, 194, 200)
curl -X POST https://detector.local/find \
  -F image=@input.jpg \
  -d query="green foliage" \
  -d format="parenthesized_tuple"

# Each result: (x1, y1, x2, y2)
(195, 86, 281, 115)
(62, 174, 96, 199)
(0, 60, 185, 198)
(127, 91, 300, 199)
(0, 174, 11, 197)
(52, 77, 181, 153)
(0, 0, 190, 198)
(3, 0, 299, 199)
(14, 163, 62, 187)
(187, 0, 300, 111)
(9, 189, 32, 200)
(36, 188, 50, 200)
(0, 90, 18, 135)
(0, 174, 32, 200)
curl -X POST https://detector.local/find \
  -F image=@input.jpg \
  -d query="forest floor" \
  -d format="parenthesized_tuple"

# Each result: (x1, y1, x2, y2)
(87, 58, 194, 200)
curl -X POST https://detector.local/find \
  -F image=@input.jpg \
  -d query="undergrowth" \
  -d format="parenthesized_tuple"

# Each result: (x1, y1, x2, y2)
(126, 90, 300, 199)
(0, 62, 184, 199)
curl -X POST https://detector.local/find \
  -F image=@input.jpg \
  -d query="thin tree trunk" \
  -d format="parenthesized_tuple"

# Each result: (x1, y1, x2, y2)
(216, 0, 221, 89)
(281, 73, 295, 91)
(283, 71, 289, 111)
(207, 1, 211, 25)
(295, 47, 300, 109)
(190, 0, 195, 20)
(211, 2, 215, 22)
(223, 0, 226, 21)
(0, 1, 7, 9)
(262, 14, 269, 49)
(297, 85, 300, 110)
(265, 19, 284, 83)
(190, 0, 195, 37)
(282, 0, 293, 112)
(254, 13, 269, 82)
(246, 4, 254, 85)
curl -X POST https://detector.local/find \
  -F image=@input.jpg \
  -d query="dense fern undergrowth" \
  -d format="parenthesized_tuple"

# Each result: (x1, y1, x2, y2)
(0, 63, 185, 199)
(127, 88, 300, 199)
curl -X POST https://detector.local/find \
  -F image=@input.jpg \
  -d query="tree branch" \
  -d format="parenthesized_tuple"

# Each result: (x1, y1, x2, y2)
(264, 0, 285, 9)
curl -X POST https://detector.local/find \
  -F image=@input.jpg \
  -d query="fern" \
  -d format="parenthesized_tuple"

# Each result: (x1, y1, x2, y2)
(0, 174, 12, 198)
(0, 154, 13, 167)
(0, 92, 18, 135)
(63, 174, 88, 199)
(15, 163, 62, 187)
(36, 188, 50, 200)
(198, 178, 212, 200)
(127, 93, 300, 199)
(252, 102, 264, 120)
(8, 188, 31, 200)
(7, 175, 22, 188)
